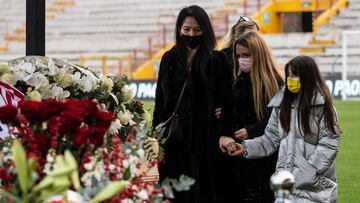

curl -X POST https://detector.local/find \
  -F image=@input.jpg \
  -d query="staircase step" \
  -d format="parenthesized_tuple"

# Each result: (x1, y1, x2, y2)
(46, 7, 65, 13)
(14, 28, 25, 34)
(46, 15, 55, 20)
(4, 35, 25, 42)
(0, 46, 8, 52)
(214, 8, 237, 15)
(308, 40, 335, 45)
(224, 1, 246, 6)
(52, 0, 75, 6)
(299, 47, 325, 54)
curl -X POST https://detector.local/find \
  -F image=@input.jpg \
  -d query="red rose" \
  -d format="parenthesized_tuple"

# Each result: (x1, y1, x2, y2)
(19, 100, 48, 122)
(91, 127, 108, 147)
(47, 116, 61, 137)
(81, 99, 98, 120)
(72, 127, 92, 146)
(95, 111, 114, 129)
(43, 99, 65, 117)
(34, 133, 51, 154)
(0, 105, 18, 124)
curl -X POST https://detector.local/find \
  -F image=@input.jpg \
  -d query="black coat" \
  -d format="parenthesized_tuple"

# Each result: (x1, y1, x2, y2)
(227, 72, 283, 203)
(153, 46, 233, 203)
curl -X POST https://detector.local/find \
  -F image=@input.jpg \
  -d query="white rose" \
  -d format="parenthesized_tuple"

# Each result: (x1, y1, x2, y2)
(37, 75, 50, 89)
(0, 73, 16, 86)
(23, 74, 39, 87)
(0, 62, 10, 74)
(40, 88, 54, 99)
(14, 69, 25, 81)
(121, 85, 133, 102)
(109, 119, 122, 134)
(101, 76, 114, 93)
(27, 90, 42, 101)
(56, 73, 73, 88)
(51, 86, 70, 99)
(47, 58, 57, 76)
(79, 76, 97, 92)
(117, 110, 134, 125)
(23, 62, 35, 73)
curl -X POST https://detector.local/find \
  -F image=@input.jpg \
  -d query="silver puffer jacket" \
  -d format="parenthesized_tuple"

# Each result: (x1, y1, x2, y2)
(243, 88, 340, 203)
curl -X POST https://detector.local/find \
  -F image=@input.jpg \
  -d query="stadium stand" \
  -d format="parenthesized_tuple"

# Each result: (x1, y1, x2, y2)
(0, 0, 263, 74)
(0, 0, 359, 76)
(265, 0, 360, 75)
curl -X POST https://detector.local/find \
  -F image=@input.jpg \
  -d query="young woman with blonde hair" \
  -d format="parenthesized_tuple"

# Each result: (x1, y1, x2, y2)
(221, 16, 259, 69)
(219, 31, 283, 202)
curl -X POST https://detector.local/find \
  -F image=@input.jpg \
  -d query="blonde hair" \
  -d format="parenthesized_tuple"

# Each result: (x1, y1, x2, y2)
(222, 17, 259, 49)
(233, 31, 284, 120)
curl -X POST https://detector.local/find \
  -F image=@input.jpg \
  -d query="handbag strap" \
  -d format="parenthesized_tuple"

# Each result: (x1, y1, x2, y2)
(172, 75, 189, 115)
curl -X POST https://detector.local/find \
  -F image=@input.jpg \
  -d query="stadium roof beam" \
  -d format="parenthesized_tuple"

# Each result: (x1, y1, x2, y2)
(26, 0, 45, 56)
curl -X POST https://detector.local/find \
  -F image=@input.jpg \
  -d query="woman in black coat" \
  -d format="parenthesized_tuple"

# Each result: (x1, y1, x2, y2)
(152, 5, 233, 203)
(219, 32, 284, 202)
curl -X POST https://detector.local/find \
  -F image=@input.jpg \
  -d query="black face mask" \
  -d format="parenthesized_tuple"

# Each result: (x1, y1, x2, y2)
(180, 34, 203, 49)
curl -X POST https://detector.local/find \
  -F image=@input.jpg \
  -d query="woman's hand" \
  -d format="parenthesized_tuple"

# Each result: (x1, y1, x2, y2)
(219, 136, 235, 153)
(228, 143, 244, 156)
(234, 128, 248, 141)
(214, 108, 222, 119)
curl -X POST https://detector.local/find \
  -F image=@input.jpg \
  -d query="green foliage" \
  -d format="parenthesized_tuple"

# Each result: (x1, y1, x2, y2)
(90, 181, 126, 203)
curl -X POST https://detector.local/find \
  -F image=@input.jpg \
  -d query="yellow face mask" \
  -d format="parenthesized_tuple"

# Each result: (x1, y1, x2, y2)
(287, 77, 301, 93)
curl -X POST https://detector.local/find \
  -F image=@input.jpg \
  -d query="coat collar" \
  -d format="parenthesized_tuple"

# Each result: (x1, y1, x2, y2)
(268, 87, 325, 107)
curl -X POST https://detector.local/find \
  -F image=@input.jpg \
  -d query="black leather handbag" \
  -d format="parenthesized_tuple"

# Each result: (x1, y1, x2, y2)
(155, 78, 188, 145)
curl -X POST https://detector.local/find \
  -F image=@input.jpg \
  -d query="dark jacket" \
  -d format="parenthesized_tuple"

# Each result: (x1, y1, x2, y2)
(153, 46, 233, 203)
(221, 46, 235, 75)
(228, 72, 283, 202)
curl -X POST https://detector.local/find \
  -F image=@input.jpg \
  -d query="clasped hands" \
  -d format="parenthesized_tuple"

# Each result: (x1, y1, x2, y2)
(219, 128, 248, 156)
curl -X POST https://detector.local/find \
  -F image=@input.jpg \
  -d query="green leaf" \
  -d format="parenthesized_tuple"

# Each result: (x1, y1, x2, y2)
(64, 150, 80, 191)
(11, 140, 29, 195)
(90, 181, 126, 203)
(161, 178, 174, 199)
(123, 168, 131, 180)
(0, 189, 22, 202)
(109, 92, 119, 105)
(33, 176, 54, 192)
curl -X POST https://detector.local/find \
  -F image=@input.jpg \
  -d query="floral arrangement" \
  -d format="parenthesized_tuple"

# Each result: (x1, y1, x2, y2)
(0, 57, 193, 203)
(0, 56, 149, 138)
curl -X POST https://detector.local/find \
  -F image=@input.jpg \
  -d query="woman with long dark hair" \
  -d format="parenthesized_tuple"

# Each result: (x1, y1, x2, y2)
(228, 55, 340, 203)
(153, 5, 232, 203)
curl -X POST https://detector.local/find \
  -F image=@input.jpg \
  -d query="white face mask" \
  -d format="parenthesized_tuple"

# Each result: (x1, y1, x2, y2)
(238, 57, 252, 73)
